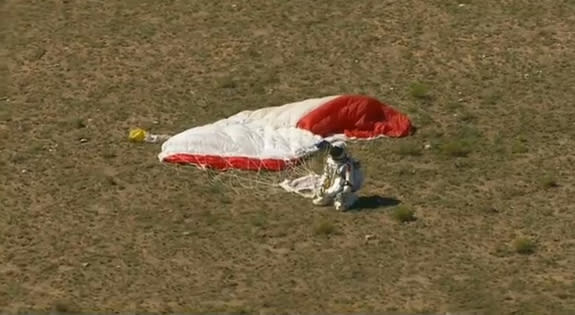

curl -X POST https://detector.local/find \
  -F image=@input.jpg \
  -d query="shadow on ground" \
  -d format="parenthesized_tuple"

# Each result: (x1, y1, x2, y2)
(349, 195, 401, 212)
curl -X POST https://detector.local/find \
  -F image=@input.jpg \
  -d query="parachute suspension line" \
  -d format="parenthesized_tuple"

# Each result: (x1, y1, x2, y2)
(197, 163, 281, 197)
(171, 149, 329, 197)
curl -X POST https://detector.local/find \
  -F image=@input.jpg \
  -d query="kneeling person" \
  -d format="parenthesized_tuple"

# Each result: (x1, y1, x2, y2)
(313, 145, 363, 211)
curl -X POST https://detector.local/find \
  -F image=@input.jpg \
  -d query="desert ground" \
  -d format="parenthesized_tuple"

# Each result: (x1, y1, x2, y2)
(2, 0, 575, 314)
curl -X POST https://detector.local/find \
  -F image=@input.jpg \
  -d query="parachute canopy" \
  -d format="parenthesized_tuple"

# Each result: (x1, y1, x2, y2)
(158, 94, 413, 171)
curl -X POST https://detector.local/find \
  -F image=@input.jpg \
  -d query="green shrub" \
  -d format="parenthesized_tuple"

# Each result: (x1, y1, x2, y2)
(513, 238, 536, 255)
(391, 206, 417, 223)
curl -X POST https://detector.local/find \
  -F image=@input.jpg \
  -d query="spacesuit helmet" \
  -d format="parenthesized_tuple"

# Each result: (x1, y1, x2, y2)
(328, 145, 347, 162)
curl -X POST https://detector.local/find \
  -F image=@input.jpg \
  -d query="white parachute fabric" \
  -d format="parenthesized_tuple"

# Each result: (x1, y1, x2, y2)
(278, 174, 323, 198)
(158, 95, 340, 167)
(159, 121, 321, 160)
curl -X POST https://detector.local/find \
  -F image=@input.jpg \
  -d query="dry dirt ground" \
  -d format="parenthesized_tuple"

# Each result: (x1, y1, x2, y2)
(2, 0, 575, 314)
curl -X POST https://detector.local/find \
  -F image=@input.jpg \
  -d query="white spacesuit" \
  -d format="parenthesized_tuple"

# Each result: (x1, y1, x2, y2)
(312, 145, 364, 211)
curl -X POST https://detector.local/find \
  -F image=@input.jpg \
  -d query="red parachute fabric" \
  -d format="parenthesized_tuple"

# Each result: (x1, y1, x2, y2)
(295, 94, 412, 138)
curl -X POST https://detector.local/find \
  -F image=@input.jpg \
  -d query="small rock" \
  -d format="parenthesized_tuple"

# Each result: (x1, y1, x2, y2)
(81, 263, 90, 268)
(424, 144, 432, 150)
(487, 207, 500, 213)
(79, 138, 88, 143)
(182, 231, 191, 236)
(458, 3, 465, 7)
(365, 234, 375, 241)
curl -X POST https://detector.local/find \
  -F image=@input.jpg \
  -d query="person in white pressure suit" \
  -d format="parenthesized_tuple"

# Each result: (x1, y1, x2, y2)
(312, 144, 364, 211)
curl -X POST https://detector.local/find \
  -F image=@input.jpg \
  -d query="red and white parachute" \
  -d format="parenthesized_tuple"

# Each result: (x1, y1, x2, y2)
(155, 94, 413, 171)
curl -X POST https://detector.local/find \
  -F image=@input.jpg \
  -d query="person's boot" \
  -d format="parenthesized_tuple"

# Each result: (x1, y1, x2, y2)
(334, 194, 346, 211)
(334, 193, 358, 211)
(313, 196, 331, 206)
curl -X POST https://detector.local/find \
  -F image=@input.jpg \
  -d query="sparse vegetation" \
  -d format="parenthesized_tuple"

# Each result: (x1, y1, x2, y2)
(513, 237, 536, 255)
(409, 82, 430, 100)
(396, 142, 423, 157)
(438, 139, 474, 157)
(459, 111, 476, 122)
(511, 141, 529, 154)
(481, 88, 503, 106)
(53, 301, 76, 313)
(75, 119, 86, 129)
(250, 214, 267, 227)
(446, 102, 464, 111)
(540, 176, 559, 189)
(396, 165, 415, 176)
(314, 220, 337, 236)
(102, 151, 117, 159)
(218, 77, 237, 89)
(391, 206, 417, 223)
(202, 210, 221, 226)
(436, 126, 483, 158)
(105, 175, 118, 186)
